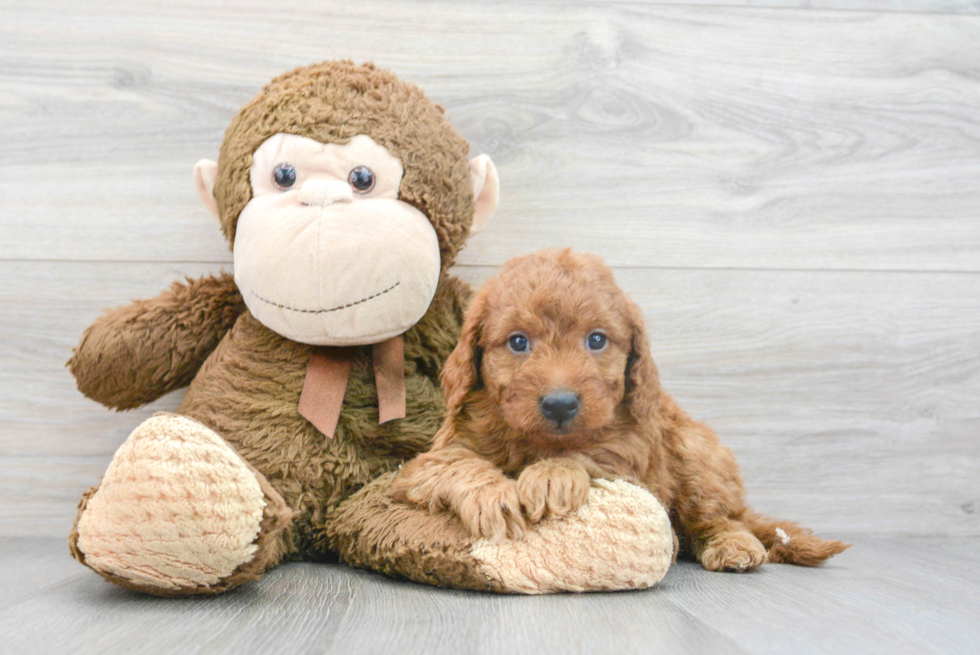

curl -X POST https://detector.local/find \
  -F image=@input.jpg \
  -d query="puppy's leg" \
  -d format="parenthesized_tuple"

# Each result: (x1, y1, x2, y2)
(668, 420, 767, 572)
(516, 457, 593, 523)
(392, 446, 525, 541)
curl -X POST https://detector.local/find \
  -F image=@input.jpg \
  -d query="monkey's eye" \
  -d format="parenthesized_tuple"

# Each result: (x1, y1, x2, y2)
(507, 333, 530, 354)
(586, 331, 608, 352)
(348, 166, 376, 193)
(273, 163, 297, 190)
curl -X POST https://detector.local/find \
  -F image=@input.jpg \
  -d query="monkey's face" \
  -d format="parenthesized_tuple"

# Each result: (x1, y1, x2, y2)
(233, 134, 441, 346)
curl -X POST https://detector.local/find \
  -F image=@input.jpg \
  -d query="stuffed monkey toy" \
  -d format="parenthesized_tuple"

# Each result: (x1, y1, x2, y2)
(68, 61, 674, 596)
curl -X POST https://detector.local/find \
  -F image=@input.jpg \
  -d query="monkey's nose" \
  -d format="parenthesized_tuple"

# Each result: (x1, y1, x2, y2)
(298, 180, 353, 206)
(539, 391, 580, 425)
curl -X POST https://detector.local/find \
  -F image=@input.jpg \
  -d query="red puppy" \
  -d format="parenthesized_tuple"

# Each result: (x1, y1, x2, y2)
(393, 249, 848, 571)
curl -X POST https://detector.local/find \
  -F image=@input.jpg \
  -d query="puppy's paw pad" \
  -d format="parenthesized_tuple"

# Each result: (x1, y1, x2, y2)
(700, 532, 767, 572)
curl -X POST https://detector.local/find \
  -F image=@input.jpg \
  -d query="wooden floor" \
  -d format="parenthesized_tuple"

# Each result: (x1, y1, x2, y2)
(2, 0, 979, 652)
(2, 536, 978, 655)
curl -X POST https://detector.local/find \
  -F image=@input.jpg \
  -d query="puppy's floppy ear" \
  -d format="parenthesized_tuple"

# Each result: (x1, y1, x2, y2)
(440, 283, 491, 428)
(624, 297, 662, 424)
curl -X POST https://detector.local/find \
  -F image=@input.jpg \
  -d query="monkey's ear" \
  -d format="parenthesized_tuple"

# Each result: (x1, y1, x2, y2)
(194, 159, 220, 219)
(468, 154, 499, 235)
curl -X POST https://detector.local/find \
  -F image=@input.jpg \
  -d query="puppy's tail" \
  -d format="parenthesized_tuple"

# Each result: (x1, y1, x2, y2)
(741, 511, 851, 567)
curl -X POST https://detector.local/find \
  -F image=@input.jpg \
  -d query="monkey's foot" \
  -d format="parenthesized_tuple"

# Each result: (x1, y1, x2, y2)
(471, 479, 674, 593)
(70, 413, 292, 596)
(332, 475, 675, 594)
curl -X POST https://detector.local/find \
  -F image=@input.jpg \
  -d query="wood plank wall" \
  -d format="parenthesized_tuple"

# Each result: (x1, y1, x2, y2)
(1, 0, 978, 537)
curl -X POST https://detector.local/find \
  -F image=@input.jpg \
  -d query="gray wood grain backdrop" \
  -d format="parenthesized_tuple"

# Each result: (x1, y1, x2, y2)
(1, 0, 978, 540)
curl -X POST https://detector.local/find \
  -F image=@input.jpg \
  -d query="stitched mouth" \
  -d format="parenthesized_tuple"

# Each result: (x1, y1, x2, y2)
(250, 281, 400, 314)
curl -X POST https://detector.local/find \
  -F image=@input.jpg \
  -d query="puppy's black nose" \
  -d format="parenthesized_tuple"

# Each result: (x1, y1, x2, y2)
(540, 391, 580, 424)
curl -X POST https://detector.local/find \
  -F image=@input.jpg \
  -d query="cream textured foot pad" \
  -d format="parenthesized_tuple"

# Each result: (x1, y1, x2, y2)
(74, 413, 268, 592)
(471, 479, 674, 593)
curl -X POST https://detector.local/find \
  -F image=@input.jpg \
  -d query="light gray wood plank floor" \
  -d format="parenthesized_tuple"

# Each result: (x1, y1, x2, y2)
(1, 536, 977, 655)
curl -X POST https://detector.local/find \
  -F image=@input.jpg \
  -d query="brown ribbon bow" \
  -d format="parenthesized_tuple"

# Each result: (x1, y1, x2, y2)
(297, 335, 406, 439)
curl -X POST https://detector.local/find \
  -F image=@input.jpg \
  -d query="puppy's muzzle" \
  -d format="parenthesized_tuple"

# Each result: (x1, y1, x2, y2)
(539, 391, 580, 426)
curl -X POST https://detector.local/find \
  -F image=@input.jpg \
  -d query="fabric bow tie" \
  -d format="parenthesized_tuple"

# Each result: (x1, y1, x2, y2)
(297, 335, 406, 439)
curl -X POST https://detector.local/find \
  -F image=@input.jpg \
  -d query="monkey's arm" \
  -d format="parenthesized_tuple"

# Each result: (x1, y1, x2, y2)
(69, 272, 245, 410)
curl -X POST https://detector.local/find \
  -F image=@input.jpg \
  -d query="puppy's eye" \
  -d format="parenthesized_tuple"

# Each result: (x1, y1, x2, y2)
(586, 331, 608, 352)
(348, 166, 376, 193)
(507, 333, 530, 354)
(273, 163, 297, 190)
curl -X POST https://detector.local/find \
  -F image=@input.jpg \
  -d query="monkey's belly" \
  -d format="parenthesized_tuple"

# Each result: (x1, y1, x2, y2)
(176, 312, 445, 557)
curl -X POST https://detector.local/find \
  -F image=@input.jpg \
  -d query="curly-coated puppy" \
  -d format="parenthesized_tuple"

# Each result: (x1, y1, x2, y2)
(393, 248, 849, 571)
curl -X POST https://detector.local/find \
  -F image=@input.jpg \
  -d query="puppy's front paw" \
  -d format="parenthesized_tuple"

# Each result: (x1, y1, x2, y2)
(457, 480, 526, 542)
(699, 531, 767, 572)
(517, 460, 591, 523)
(390, 468, 431, 507)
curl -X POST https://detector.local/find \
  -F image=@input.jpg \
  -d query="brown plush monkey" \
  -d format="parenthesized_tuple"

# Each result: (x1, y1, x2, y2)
(68, 61, 673, 596)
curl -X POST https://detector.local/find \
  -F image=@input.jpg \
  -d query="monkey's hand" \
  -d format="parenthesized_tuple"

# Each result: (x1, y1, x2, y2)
(69, 272, 244, 410)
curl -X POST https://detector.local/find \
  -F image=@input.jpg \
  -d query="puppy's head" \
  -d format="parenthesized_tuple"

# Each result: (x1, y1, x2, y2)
(442, 248, 661, 447)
